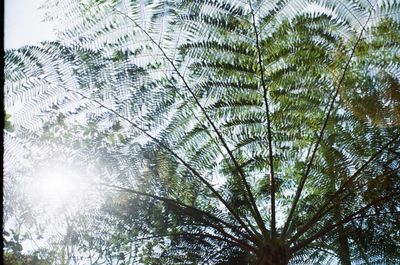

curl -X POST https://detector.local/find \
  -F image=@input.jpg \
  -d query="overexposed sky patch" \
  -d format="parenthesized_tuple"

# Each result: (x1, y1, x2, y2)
(4, 0, 55, 49)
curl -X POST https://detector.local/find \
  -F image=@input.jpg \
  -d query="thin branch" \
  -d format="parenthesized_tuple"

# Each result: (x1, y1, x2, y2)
(166, 70, 266, 238)
(282, 12, 372, 238)
(164, 77, 266, 239)
(99, 183, 257, 252)
(98, 182, 254, 241)
(347, 211, 400, 222)
(288, 135, 399, 244)
(248, 0, 276, 239)
(162, 230, 255, 252)
(115, 9, 266, 240)
(68, 88, 258, 241)
(123, 231, 251, 251)
(180, 232, 255, 252)
(290, 191, 400, 254)
(242, 213, 264, 239)
(308, 246, 340, 259)
(309, 154, 399, 228)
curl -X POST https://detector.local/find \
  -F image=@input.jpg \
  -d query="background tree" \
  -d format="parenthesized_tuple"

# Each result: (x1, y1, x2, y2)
(4, 0, 400, 264)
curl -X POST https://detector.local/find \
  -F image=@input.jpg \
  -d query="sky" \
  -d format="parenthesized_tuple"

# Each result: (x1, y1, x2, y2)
(4, 0, 55, 49)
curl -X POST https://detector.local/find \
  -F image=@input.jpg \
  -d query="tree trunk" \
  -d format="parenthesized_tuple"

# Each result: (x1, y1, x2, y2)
(257, 244, 289, 265)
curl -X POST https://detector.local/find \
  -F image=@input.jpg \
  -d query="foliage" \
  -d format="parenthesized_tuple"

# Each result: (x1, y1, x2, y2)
(4, 0, 400, 264)
(3, 230, 57, 265)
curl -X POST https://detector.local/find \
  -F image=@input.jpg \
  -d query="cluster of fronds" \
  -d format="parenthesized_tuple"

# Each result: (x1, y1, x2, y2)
(4, 0, 400, 264)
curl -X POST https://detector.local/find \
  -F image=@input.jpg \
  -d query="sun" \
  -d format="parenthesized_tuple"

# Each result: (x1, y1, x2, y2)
(30, 165, 86, 210)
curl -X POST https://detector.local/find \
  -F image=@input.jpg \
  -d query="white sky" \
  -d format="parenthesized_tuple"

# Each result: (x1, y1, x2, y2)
(4, 0, 55, 49)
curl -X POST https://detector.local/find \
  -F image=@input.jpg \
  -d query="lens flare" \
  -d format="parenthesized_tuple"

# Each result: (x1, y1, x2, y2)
(30, 165, 85, 211)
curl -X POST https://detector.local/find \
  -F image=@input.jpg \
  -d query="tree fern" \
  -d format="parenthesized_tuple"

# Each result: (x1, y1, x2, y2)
(4, 0, 400, 264)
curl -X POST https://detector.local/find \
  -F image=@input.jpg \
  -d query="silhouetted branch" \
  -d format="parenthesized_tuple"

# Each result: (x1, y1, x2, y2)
(249, 0, 276, 239)
(290, 191, 400, 253)
(114, 9, 265, 238)
(288, 135, 399, 243)
(282, 12, 373, 238)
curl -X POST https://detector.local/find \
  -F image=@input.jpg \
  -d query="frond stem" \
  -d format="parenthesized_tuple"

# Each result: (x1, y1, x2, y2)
(282, 12, 372, 238)
(248, 0, 276, 240)
(69, 89, 259, 242)
(165, 77, 264, 240)
(99, 183, 257, 251)
(290, 191, 400, 254)
(122, 232, 254, 252)
(115, 9, 266, 240)
(288, 134, 399, 244)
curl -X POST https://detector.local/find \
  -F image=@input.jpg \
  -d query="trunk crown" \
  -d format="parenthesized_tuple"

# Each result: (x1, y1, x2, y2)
(257, 243, 289, 265)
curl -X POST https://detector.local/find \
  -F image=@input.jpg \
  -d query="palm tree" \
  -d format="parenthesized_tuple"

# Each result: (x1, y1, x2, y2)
(4, 0, 400, 264)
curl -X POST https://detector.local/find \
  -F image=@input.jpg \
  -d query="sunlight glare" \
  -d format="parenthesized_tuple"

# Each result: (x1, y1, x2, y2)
(31, 165, 85, 210)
